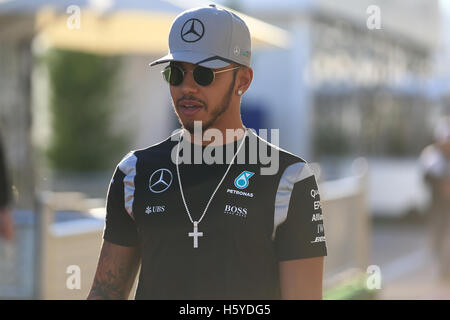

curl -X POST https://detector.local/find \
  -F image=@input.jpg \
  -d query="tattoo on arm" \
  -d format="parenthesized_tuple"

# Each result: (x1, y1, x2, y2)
(87, 241, 140, 300)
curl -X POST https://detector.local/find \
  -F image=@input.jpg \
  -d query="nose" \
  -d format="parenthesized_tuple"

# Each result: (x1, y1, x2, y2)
(180, 69, 199, 95)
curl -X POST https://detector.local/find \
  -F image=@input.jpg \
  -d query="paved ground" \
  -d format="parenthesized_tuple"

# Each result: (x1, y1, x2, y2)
(370, 219, 450, 300)
(379, 260, 450, 299)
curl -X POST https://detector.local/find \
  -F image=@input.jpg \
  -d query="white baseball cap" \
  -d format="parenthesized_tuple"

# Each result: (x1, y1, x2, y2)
(149, 4, 251, 68)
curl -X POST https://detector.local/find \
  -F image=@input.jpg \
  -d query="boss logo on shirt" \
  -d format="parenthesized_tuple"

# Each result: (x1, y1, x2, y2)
(145, 205, 166, 214)
(224, 204, 248, 218)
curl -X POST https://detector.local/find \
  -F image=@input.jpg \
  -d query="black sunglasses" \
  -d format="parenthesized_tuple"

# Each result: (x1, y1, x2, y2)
(162, 64, 240, 87)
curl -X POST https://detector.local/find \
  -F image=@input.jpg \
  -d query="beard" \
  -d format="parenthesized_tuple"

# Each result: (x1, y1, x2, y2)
(173, 75, 236, 134)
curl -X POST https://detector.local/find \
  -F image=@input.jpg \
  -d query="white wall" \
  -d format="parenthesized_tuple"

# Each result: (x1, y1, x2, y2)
(246, 19, 313, 160)
(115, 55, 175, 150)
(317, 0, 441, 50)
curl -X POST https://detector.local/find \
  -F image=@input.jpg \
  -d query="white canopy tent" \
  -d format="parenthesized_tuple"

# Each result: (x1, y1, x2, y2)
(0, 0, 293, 55)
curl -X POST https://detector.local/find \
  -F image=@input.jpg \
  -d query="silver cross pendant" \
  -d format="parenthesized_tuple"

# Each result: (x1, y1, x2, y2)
(188, 221, 203, 248)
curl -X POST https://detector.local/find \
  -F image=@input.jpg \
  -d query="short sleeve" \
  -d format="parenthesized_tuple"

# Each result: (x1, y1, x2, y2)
(103, 166, 139, 246)
(274, 164, 328, 261)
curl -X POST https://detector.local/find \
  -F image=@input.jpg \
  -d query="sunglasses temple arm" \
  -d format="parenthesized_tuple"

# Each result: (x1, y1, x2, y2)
(213, 66, 241, 74)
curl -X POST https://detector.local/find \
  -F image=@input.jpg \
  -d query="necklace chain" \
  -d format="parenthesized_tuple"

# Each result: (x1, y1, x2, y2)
(175, 128, 248, 226)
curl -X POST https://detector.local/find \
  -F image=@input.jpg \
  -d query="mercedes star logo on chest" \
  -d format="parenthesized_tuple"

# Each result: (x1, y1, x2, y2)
(149, 168, 173, 193)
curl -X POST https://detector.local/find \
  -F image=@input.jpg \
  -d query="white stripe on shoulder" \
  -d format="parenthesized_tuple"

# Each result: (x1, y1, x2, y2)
(118, 151, 138, 220)
(272, 161, 314, 240)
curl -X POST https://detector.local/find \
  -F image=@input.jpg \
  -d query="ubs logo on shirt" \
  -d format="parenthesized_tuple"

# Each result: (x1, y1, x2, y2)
(145, 205, 166, 214)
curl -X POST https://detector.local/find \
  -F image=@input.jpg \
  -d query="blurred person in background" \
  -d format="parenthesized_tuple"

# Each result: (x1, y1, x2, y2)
(420, 116, 450, 279)
(0, 130, 14, 241)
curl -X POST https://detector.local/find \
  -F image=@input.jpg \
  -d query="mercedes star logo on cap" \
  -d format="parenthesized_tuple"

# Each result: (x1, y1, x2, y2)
(181, 18, 205, 42)
(149, 5, 251, 68)
(149, 168, 173, 193)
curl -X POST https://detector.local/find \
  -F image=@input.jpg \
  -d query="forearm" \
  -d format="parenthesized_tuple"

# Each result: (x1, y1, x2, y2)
(88, 273, 130, 300)
(87, 241, 140, 300)
(279, 257, 324, 300)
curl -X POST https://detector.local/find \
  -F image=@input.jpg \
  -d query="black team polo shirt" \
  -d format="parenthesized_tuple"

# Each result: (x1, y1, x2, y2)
(103, 128, 327, 299)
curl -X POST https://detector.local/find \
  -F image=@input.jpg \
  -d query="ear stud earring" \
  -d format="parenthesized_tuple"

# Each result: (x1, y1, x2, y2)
(237, 89, 243, 95)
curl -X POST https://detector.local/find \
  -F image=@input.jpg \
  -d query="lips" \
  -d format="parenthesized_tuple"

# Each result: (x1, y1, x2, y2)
(178, 99, 204, 116)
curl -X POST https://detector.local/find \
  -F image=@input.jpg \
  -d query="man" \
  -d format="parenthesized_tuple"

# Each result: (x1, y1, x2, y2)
(0, 131, 14, 241)
(88, 5, 327, 300)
